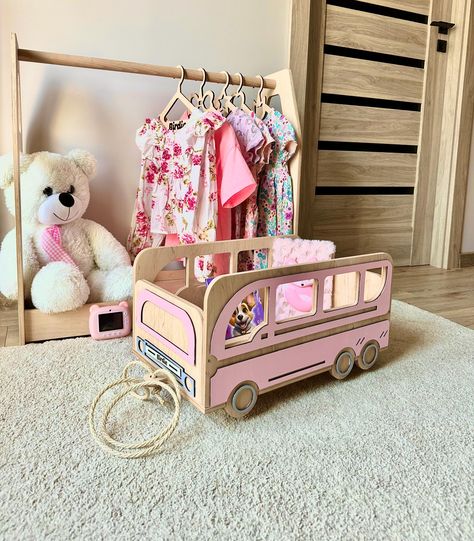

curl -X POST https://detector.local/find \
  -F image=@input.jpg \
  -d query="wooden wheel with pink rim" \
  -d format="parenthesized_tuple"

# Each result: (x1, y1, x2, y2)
(225, 382, 259, 418)
(330, 349, 355, 380)
(356, 341, 380, 370)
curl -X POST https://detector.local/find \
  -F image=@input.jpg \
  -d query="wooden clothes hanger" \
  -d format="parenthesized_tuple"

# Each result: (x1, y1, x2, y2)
(224, 72, 252, 114)
(214, 70, 231, 113)
(159, 65, 195, 128)
(254, 75, 273, 120)
(189, 68, 216, 112)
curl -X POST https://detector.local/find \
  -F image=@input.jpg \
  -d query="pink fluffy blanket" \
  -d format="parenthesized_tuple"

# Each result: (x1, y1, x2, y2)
(271, 237, 336, 321)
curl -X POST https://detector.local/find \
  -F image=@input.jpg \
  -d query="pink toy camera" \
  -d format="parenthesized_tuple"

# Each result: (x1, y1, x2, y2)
(89, 301, 131, 340)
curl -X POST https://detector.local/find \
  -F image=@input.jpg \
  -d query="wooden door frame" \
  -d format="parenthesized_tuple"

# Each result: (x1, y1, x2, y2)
(428, 0, 474, 268)
(290, 0, 474, 269)
(289, 0, 326, 240)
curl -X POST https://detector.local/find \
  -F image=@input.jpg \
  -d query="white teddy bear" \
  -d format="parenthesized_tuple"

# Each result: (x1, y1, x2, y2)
(0, 149, 132, 313)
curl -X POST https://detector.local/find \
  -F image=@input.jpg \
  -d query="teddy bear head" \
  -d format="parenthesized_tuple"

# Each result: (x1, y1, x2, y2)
(0, 149, 96, 226)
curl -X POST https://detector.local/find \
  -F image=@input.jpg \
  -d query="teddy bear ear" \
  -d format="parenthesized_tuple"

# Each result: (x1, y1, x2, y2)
(67, 149, 97, 179)
(0, 153, 35, 189)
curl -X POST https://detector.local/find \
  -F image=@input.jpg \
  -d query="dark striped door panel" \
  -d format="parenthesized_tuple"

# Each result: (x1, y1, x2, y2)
(313, 0, 430, 265)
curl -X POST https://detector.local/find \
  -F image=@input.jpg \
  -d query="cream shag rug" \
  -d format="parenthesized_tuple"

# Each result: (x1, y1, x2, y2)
(0, 300, 473, 540)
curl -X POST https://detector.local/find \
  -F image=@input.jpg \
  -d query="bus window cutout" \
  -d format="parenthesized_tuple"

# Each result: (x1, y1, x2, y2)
(252, 248, 270, 270)
(324, 272, 359, 311)
(237, 250, 254, 272)
(275, 279, 317, 322)
(364, 267, 387, 302)
(225, 288, 267, 345)
(210, 252, 231, 277)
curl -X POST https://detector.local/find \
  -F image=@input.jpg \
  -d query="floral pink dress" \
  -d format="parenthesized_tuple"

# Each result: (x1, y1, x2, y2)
(254, 109, 297, 269)
(127, 108, 225, 279)
(257, 109, 297, 237)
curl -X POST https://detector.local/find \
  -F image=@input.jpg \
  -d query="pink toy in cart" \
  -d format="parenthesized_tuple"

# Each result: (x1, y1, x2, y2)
(283, 280, 314, 313)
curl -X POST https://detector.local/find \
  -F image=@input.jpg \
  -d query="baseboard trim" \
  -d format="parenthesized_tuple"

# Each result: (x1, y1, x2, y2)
(460, 252, 474, 267)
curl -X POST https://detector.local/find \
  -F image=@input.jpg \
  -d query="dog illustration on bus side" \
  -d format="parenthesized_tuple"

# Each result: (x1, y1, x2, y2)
(133, 237, 393, 417)
(229, 293, 258, 337)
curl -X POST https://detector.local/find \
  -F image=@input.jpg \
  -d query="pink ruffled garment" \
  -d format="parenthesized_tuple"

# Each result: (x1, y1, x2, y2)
(226, 109, 264, 241)
(271, 237, 336, 321)
(127, 109, 225, 280)
(164, 121, 257, 276)
(252, 114, 274, 175)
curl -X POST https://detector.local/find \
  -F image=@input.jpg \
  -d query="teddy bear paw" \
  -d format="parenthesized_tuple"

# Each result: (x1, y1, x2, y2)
(87, 266, 132, 303)
(31, 262, 90, 313)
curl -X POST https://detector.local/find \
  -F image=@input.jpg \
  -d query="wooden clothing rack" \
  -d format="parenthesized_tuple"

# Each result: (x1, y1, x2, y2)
(9, 33, 302, 345)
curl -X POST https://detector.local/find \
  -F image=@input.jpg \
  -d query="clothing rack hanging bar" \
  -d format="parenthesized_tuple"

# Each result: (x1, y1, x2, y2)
(17, 49, 277, 90)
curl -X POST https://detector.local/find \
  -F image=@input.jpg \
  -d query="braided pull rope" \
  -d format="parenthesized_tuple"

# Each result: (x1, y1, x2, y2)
(89, 361, 182, 459)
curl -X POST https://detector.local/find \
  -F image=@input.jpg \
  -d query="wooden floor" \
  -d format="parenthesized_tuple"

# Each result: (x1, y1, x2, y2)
(0, 303, 19, 347)
(392, 265, 474, 329)
(1, 265, 473, 346)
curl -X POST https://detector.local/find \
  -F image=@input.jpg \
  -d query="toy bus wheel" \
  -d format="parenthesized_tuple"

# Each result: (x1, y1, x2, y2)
(357, 341, 380, 370)
(330, 350, 355, 380)
(225, 382, 258, 418)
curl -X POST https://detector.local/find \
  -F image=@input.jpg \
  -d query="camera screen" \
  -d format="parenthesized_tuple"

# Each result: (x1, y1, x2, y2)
(98, 311, 124, 332)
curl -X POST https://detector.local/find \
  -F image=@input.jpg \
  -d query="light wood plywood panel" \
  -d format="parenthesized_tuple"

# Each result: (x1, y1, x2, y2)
(142, 300, 189, 351)
(362, 0, 430, 15)
(317, 151, 417, 187)
(326, 5, 428, 60)
(312, 194, 413, 231)
(323, 54, 424, 103)
(24, 303, 114, 342)
(320, 103, 421, 144)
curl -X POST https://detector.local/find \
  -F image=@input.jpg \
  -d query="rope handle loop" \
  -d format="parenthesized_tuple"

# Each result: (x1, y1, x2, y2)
(89, 361, 182, 459)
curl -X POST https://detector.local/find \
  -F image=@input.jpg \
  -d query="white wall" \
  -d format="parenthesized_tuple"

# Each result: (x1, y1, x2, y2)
(0, 0, 290, 244)
(462, 125, 474, 253)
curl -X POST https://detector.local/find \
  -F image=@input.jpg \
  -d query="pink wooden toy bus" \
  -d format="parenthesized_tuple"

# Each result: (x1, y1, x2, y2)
(132, 237, 393, 417)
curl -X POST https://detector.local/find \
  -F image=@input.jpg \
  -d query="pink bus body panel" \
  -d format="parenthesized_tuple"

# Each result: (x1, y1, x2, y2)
(136, 289, 196, 366)
(210, 320, 389, 407)
(210, 260, 392, 362)
(208, 260, 392, 408)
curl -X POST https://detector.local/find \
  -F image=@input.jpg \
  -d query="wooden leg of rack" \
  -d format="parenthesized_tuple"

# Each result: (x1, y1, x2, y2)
(11, 33, 25, 345)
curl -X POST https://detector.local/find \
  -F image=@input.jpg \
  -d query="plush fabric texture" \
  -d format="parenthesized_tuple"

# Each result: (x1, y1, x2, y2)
(272, 237, 336, 320)
(30, 261, 90, 313)
(0, 150, 132, 313)
(1, 300, 472, 540)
